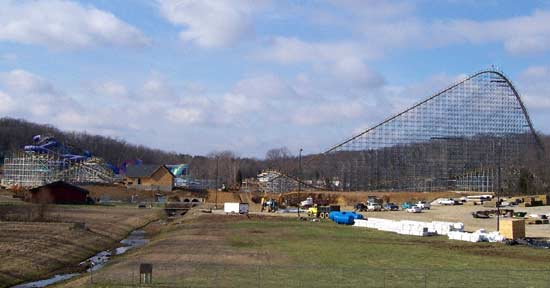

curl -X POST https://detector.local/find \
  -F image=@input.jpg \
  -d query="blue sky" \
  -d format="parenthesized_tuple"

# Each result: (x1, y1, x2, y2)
(1, 0, 550, 158)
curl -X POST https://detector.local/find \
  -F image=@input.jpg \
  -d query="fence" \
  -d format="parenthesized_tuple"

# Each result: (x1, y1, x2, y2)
(86, 262, 550, 288)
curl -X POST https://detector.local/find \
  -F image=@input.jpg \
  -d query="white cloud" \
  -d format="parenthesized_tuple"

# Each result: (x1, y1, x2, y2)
(258, 37, 384, 90)
(93, 81, 128, 99)
(166, 107, 204, 124)
(157, 0, 266, 48)
(321, 2, 550, 55)
(0, 91, 16, 113)
(427, 11, 550, 54)
(330, 0, 414, 19)
(518, 66, 550, 111)
(292, 100, 365, 126)
(0, 69, 82, 119)
(0, 0, 150, 49)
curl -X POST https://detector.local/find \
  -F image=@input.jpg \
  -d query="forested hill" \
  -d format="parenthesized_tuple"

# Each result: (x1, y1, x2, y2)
(0, 118, 191, 165)
(0, 118, 284, 184)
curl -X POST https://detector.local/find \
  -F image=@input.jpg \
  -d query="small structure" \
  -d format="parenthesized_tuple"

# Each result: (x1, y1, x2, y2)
(125, 165, 174, 192)
(139, 263, 153, 284)
(224, 202, 249, 214)
(500, 219, 526, 240)
(29, 181, 89, 204)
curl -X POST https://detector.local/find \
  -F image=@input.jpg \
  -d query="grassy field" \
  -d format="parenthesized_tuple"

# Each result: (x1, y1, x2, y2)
(60, 213, 550, 287)
(0, 203, 162, 287)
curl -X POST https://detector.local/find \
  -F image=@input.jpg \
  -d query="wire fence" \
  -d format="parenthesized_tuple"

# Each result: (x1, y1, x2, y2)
(86, 262, 550, 288)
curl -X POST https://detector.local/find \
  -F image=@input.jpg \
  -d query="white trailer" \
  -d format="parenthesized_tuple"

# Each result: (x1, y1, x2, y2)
(224, 202, 249, 214)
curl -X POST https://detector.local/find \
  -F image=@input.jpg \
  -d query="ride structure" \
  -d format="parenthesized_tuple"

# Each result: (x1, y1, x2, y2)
(303, 69, 545, 192)
(2, 135, 116, 188)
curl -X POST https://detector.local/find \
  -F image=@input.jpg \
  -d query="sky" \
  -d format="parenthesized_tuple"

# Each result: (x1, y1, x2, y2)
(1, 0, 550, 158)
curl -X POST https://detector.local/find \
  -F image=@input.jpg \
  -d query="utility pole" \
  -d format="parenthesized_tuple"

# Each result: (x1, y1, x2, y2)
(298, 148, 303, 218)
(496, 140, 502, 232)
(215, 156, 219, 209)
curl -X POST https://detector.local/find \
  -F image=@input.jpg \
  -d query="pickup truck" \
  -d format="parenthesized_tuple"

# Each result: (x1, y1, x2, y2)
(383, 203, 399, 211)
(416, 201, 431, 210)
(367, 203, 382, 211)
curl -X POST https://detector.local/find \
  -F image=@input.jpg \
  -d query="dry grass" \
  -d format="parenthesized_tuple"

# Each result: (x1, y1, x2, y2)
(0, 203, 161, 287)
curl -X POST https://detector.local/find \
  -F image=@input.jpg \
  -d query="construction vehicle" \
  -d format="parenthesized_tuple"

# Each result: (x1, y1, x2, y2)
(308, 204, 340, 219)
(355, 196, 383, 212)
(355, 202, 368, 212)
(300, 196, 314, 208)
(261, 198, 278, 212)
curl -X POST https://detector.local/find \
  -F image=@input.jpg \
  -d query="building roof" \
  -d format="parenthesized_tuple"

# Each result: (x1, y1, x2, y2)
(30, 181, 89, 194)
(126, 164, 173, 178)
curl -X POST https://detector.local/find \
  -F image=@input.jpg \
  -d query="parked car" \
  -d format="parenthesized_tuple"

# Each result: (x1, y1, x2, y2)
(401, 202, 413, 209)
(383, 203, 399, 211)
(416, 201, 431, 210)
(406, 206, 422, 213)
(438, 198, 457, 205)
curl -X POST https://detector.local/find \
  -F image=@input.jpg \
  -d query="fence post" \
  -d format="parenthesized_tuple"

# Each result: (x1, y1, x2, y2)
(341, 267, 345, 287)
(383, 269, 386, 288)
(258, 265, 262, 288)
(424, 269, 428, 288)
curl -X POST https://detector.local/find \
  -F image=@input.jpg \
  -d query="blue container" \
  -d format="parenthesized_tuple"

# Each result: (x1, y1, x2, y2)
(333, 214, 354, 225)
(334, 211, 363, 220)
(329, 211, 340, 221)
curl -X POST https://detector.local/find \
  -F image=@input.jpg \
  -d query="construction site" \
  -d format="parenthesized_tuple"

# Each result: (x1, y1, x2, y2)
(1, 69, 550, 288)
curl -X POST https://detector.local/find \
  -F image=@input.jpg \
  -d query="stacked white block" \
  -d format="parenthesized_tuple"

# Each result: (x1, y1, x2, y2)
(446, 229, 505, 243)
(353, 218, 464, 237)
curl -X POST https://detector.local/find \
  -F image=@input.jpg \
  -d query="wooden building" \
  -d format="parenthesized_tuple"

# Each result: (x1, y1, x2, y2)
(125, 165, 174, 192)
(29, 181, 90, 204)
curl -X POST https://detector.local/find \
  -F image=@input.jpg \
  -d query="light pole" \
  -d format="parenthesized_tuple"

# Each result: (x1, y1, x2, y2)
(298, 148, 303, 218)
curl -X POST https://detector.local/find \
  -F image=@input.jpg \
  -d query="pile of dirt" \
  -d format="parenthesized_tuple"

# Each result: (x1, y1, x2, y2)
(204, 190, 241, 204)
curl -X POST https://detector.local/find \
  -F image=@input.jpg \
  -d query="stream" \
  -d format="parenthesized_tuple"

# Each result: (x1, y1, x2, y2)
(12, 229, 149, 288)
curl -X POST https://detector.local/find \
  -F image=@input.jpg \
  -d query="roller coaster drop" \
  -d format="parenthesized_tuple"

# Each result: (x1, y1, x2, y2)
(303, 70, 546, 192)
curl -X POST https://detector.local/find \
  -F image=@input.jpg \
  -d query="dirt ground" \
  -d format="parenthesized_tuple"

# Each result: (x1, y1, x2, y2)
(0, 202, 161, 287)
(58, 213, 285, 287)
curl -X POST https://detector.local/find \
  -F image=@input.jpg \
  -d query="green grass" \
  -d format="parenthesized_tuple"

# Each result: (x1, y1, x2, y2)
(87, 216, 550, 288)
(228, 219, 549, 268)
(222, 219, 550, 287)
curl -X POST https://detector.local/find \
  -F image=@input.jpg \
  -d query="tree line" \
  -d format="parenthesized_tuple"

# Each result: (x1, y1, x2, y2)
(1, 117, 549, 194)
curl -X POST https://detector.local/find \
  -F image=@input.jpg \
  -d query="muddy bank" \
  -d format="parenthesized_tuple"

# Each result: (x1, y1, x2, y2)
(0, 204, 161, 288)
(12, 228, 152, 288)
